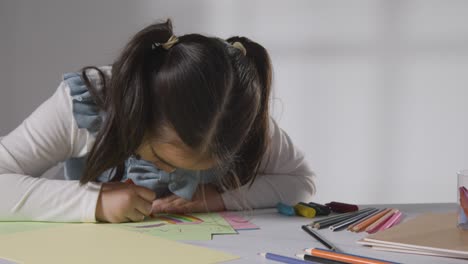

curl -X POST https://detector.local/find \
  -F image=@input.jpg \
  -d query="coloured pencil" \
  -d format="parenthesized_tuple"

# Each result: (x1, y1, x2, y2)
(351, 208, 390, 232)
(314, 208, 375, 229)
(311, 213, 359, 228)
(295, 254, 348, 264)
(311, 211, 361, 225)
(329, 208, 379, 232)
(377, 211, 403, 232)
(365, 209, 398, 233)
(259, 252, 312, 264)
(304, 248, 401, 264)
(301, 225, 341, 252)
(347, 208, 386, 231)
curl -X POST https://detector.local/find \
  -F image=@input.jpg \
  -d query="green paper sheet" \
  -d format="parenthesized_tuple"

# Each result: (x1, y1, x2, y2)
(0, 221, 63, 235)
(0, 213, 237, 241)
(112, 212, 238, 240)
(0, 224, 238, 264)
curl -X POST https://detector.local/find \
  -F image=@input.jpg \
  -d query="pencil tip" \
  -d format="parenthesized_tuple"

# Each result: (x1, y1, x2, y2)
(258, 253, 266, 257)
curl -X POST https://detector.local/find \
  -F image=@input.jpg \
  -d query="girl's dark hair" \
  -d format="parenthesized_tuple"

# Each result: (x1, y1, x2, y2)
(79, 19, 272, 192)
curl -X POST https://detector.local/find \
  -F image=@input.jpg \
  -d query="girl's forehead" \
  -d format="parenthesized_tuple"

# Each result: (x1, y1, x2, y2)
(151, 141, 215, 171)
(147, 125, 216, 170)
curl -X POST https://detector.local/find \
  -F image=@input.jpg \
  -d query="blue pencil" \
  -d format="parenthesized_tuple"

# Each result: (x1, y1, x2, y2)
(259, 252, 319, 264)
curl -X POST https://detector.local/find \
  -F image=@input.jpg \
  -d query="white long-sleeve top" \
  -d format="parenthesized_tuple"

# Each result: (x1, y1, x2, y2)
(0, 70, 316, 222)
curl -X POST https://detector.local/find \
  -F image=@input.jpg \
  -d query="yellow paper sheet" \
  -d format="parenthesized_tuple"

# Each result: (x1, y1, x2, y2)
(0, 224, 238, 264)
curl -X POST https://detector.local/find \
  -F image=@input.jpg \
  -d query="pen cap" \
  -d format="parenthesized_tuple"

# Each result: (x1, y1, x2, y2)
(302, 202, 331, 216)
(276, 202, 296, 216)
(325, 201, 359, 213)
(294, 204, 317, 218)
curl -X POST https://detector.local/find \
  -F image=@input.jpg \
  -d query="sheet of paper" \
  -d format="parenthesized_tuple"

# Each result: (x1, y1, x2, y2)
(113, 213, 238, 240)
(0, 224, 239, 264)
(0, 222, 62, 235)
(219, 212, 259, 230)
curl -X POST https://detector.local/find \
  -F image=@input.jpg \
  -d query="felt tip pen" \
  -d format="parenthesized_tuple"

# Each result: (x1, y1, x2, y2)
(304, 202, 331, 216)
(277, 202, 296, 216)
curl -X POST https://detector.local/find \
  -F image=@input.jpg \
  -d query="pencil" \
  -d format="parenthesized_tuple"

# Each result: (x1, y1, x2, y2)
(365, 209, 398, 233)
(259, 252, 311, 264)
(312, 211, 361, 225)
(351, 208, 390, 232)
(377, 211, 403, 232)
(301, 225, 341, 252)
(304, 248, 401, 264)
(295, 254, 348, 264)
(347, 208, 386, 231)
(329, 208, 379, 232)
(314, 208, 375, 229)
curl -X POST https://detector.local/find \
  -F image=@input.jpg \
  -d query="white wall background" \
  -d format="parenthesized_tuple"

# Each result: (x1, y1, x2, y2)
(1, 0, 468, 205)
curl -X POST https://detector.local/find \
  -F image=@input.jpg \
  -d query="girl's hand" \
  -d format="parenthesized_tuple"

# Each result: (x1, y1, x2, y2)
(151, 184, 225, 214)
(95, 182, 156, 223)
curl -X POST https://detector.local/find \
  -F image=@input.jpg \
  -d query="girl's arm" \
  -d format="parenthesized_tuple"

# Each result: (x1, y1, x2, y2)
(221, 118, 316, 210)
(0, 81, 102, 222)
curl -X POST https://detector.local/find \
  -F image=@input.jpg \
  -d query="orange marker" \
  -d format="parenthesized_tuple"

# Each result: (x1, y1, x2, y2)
(304, 248, 400, 264)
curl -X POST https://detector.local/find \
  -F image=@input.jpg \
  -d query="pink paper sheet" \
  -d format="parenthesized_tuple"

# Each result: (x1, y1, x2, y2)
(219, 212, 259, 230)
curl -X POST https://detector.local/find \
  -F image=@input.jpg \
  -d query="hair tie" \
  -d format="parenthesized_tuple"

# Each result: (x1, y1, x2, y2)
(232, 42, 247, 56)
(152, 35, 179, 50)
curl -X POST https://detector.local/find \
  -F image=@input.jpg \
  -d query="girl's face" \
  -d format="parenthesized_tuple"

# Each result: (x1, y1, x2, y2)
(136, 128, 215, 173)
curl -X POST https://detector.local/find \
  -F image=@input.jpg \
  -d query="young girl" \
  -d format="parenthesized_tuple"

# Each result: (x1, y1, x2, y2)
(0, 19, 315, 223)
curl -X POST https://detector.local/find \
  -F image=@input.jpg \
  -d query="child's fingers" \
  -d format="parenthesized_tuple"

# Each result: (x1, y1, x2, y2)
(127, 209, 146, 222)
(134, 197, 153, 216)
(132, 185, 156, 202)
(151, 196, 176, 207)
(165, 198, 199, 214)
(164, 202, 190, 214)
(152, 197, 181, 213)
(171, 197, 191, 208)
(159, 194, 180, 203)
(151, 200, 166, 213)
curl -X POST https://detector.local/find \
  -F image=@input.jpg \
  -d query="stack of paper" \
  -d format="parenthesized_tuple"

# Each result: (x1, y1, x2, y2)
(357, 212, 468, 259)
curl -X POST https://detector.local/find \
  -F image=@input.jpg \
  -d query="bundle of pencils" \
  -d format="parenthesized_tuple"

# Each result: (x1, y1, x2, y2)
(307, 207, 403, 234)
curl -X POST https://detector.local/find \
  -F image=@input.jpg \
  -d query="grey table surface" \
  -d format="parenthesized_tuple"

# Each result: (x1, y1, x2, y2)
(187, 203, 466, 264)
(0, 203, 465, 264)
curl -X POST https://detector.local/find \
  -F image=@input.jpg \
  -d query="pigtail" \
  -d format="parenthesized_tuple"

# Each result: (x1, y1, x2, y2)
(225, 36, 273, 187)
(80, 19, 175, 184)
